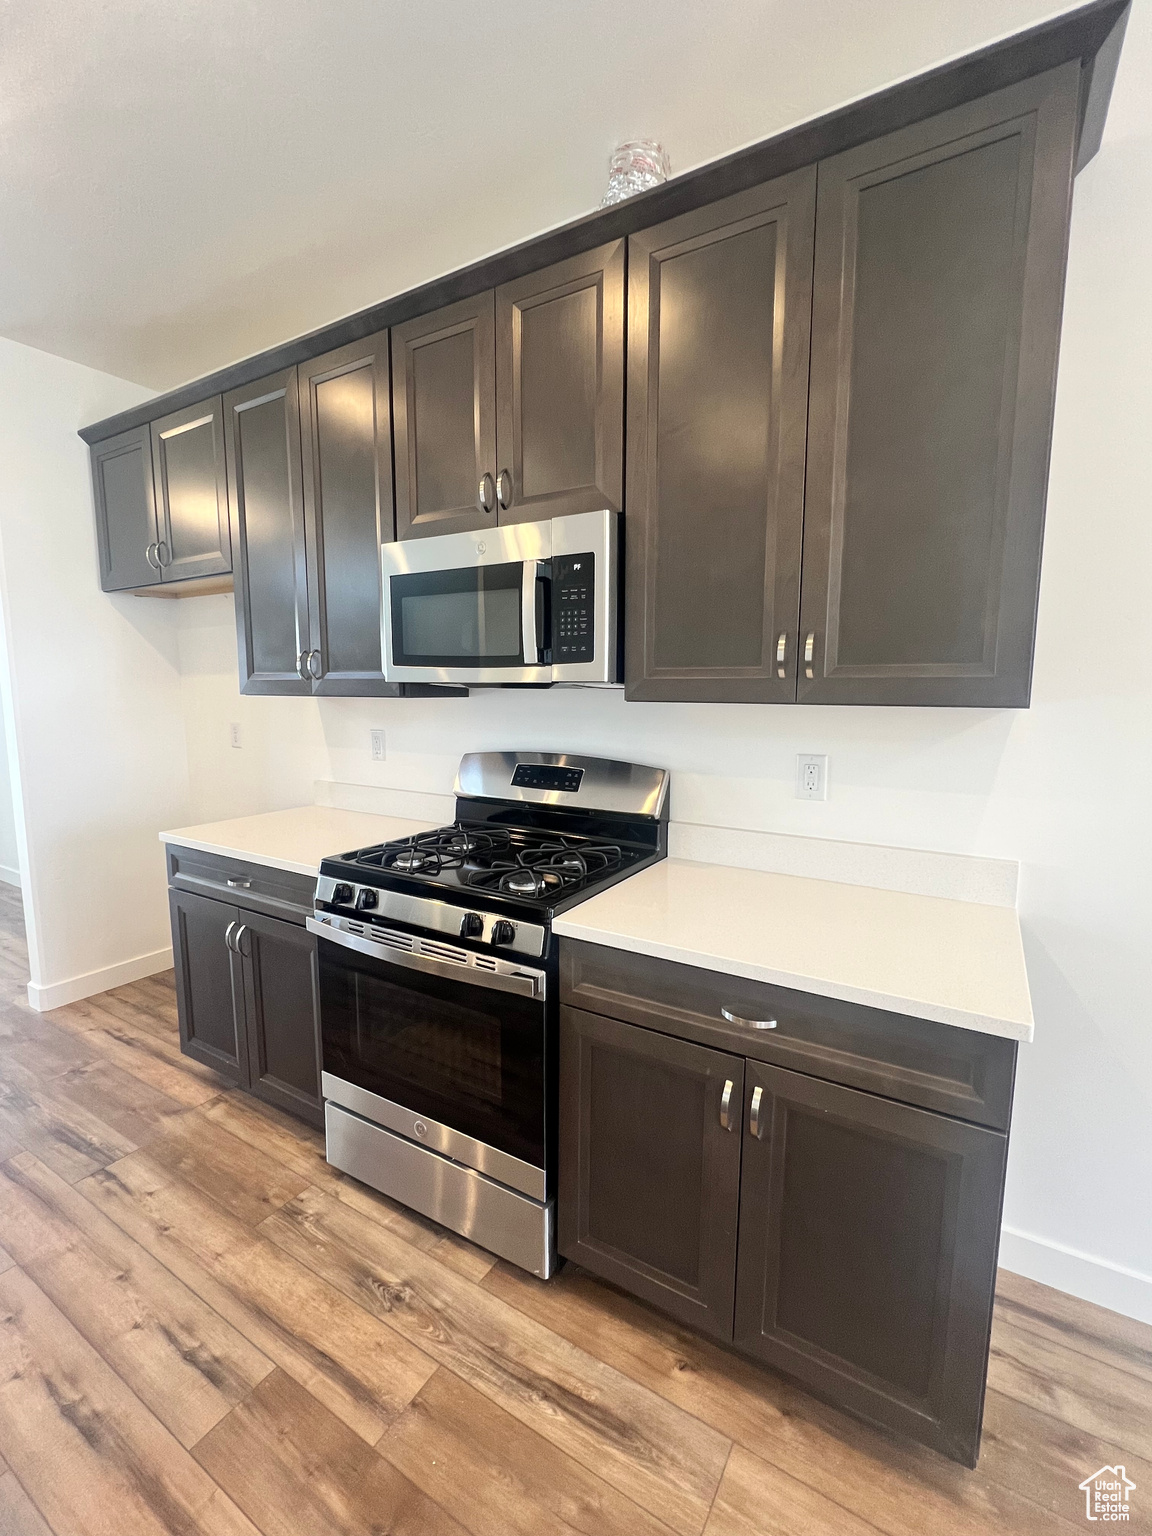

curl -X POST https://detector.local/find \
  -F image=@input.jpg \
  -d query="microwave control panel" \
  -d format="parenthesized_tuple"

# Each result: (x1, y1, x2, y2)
(552, 552, 595, 662)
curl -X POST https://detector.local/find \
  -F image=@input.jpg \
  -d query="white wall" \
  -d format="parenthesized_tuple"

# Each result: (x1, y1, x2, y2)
(0, 335, 187, 1008)
(0, 704, 20, 885)
(151, 7, 1152, 1322)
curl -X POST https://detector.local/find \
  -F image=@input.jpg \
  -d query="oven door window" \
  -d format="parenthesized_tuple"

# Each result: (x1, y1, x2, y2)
(318, 940, 545, 1169)
(389, 562, 524, 669)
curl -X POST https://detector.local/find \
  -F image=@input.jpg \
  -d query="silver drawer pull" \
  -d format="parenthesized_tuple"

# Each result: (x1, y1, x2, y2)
(721, 1006, 777, 1031)
(750, 1085, 765, 1140)
(226, 877, 252, 889)
(719, 1078, 735, 1131)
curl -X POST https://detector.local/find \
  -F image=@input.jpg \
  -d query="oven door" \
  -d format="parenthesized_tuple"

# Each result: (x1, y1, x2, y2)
(314, 924, 548, 1189)
(381, 518, 552, 684)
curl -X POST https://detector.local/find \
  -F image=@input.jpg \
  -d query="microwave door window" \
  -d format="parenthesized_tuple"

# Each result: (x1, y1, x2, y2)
(391, 562, 524, 668)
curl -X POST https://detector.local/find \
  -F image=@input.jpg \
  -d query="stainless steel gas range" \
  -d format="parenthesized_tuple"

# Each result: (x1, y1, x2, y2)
(307, 751, 669, 1277)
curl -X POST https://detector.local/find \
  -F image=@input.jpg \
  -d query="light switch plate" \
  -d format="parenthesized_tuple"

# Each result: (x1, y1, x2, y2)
(229, 722, 242, 750)
(796, 753, 828, 800)
(370, 729, 387, 762)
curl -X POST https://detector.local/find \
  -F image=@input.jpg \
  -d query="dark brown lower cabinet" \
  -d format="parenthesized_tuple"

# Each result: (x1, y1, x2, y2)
(236, 909, 323, 1127)
(558, 1007, 744, 1340)
(733, 1061, 1006, 1466)
(170, 888, 248, 1083)
(169, 887, 322, 1129)
(558, 954, 1012, 1466)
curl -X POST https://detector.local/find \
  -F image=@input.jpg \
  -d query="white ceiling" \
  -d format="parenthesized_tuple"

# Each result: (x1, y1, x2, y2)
(0, 0, 1090, 389)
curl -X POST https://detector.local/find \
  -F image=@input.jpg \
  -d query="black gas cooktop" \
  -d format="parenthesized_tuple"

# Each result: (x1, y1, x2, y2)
(324, 819, 653, 914)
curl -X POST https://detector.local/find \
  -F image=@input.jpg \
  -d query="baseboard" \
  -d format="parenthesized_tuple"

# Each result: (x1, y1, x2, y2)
(1000, 1224, 1152, 1326)
(0, 861, 21, 887)
(27, 946, 174, 1013)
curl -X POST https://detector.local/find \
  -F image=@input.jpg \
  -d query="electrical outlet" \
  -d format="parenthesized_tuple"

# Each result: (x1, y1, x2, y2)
(796, 753, 828, 801)
(370, 729, 387, 762)
(229, 722, 242, 750)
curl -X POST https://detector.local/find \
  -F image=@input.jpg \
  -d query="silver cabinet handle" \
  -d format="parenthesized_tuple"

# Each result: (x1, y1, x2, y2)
(156, 540, 171, 567)
(776, 631, 787, 679)
(750, 1085, 765, 1140)
(496, 469, 512, 511)
(234, 924, 249, 957)
(298, 651, 311, 680)
(308, 649, 323, 679)
(721, 1006, 777, 1031)
(145, 542, 160, 570)
(478, 472, 496, 513)
(804, 631, 816, 680)
(224, 920, 239, 953)
(226, 877, 252, 889)
(720, 1078, 735, 1131)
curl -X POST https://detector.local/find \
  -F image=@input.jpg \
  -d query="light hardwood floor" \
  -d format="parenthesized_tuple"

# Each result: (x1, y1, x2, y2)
(0, 880, 1148, 1535)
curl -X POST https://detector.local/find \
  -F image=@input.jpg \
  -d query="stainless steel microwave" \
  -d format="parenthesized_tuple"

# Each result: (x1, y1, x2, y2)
(380, 510, 619, 686)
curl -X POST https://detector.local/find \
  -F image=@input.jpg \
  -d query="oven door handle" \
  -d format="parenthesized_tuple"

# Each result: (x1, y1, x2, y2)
(307, 917, 546, 999)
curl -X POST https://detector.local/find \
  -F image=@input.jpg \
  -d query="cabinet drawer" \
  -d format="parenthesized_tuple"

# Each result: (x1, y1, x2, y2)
(166, 845, 315, 925)
(560, 940, 1015, 1131)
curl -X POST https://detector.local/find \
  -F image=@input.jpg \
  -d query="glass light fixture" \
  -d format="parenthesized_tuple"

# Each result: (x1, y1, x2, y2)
(601, 140, 671, 207)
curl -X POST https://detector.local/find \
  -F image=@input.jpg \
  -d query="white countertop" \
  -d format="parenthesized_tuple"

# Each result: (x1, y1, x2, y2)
(553, 859, 1034, 1042)
(160, 806, 435, 878)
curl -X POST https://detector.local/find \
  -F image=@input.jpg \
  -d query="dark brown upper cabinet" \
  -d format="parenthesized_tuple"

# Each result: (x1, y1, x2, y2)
(625, 170, 816, 703)
(91, 425, 161, 592)
(733, 1059, 1007, 1466)
(798, 64, 1080, 706)
(225, 370, 312, 696)
(299, 334, 396, 695)
(495, 241, 624, 524)
(392, 293, 497, 540)
(150, 398, 231, 582)
(558, 1005, 744, 1341)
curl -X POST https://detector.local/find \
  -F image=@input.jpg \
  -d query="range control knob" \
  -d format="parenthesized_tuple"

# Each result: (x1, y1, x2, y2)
(491, 920, 516, 947)
(331, 883, 354, 905)
(354, 887, 378, 911)
(459, 912, 484, 939)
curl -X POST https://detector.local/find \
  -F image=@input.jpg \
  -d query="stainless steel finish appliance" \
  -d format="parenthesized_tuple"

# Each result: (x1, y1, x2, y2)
(313, 750, 669, 1277)
(380, 509, 618, 685)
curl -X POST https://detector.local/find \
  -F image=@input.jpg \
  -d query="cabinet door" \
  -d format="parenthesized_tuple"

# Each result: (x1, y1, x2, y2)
(625, 170, 815, 703)
(90, 427, 160, 592)
(392, 293, 497, 539)
(559, 1007, 744, 1340)
(169, 889, 247, 1083)
(495, 242, 624, 525)
(236, 910, 323, 1129)
(798, 65, 1079, 706)
(225, 370, 312, 695)
(151, 398, 231, 581)
(734, 1060, 1007, 1465)
(299, 334, 396, 695)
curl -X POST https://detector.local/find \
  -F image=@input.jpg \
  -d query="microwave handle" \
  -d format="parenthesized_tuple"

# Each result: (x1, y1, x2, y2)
(522, 560, 543, 664)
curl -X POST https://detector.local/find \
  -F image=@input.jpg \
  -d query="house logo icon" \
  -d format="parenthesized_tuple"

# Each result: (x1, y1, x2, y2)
(1079, 1465, 1135, 1521)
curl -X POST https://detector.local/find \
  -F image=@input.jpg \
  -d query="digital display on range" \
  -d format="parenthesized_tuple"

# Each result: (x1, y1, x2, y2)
(511, 764, 585, 793)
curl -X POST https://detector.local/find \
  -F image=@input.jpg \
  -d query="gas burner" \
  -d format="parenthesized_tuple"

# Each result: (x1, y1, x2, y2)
(443, 827, 511, 856)
(502, 867, 565, 897)
(389, 847, 443, 874)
